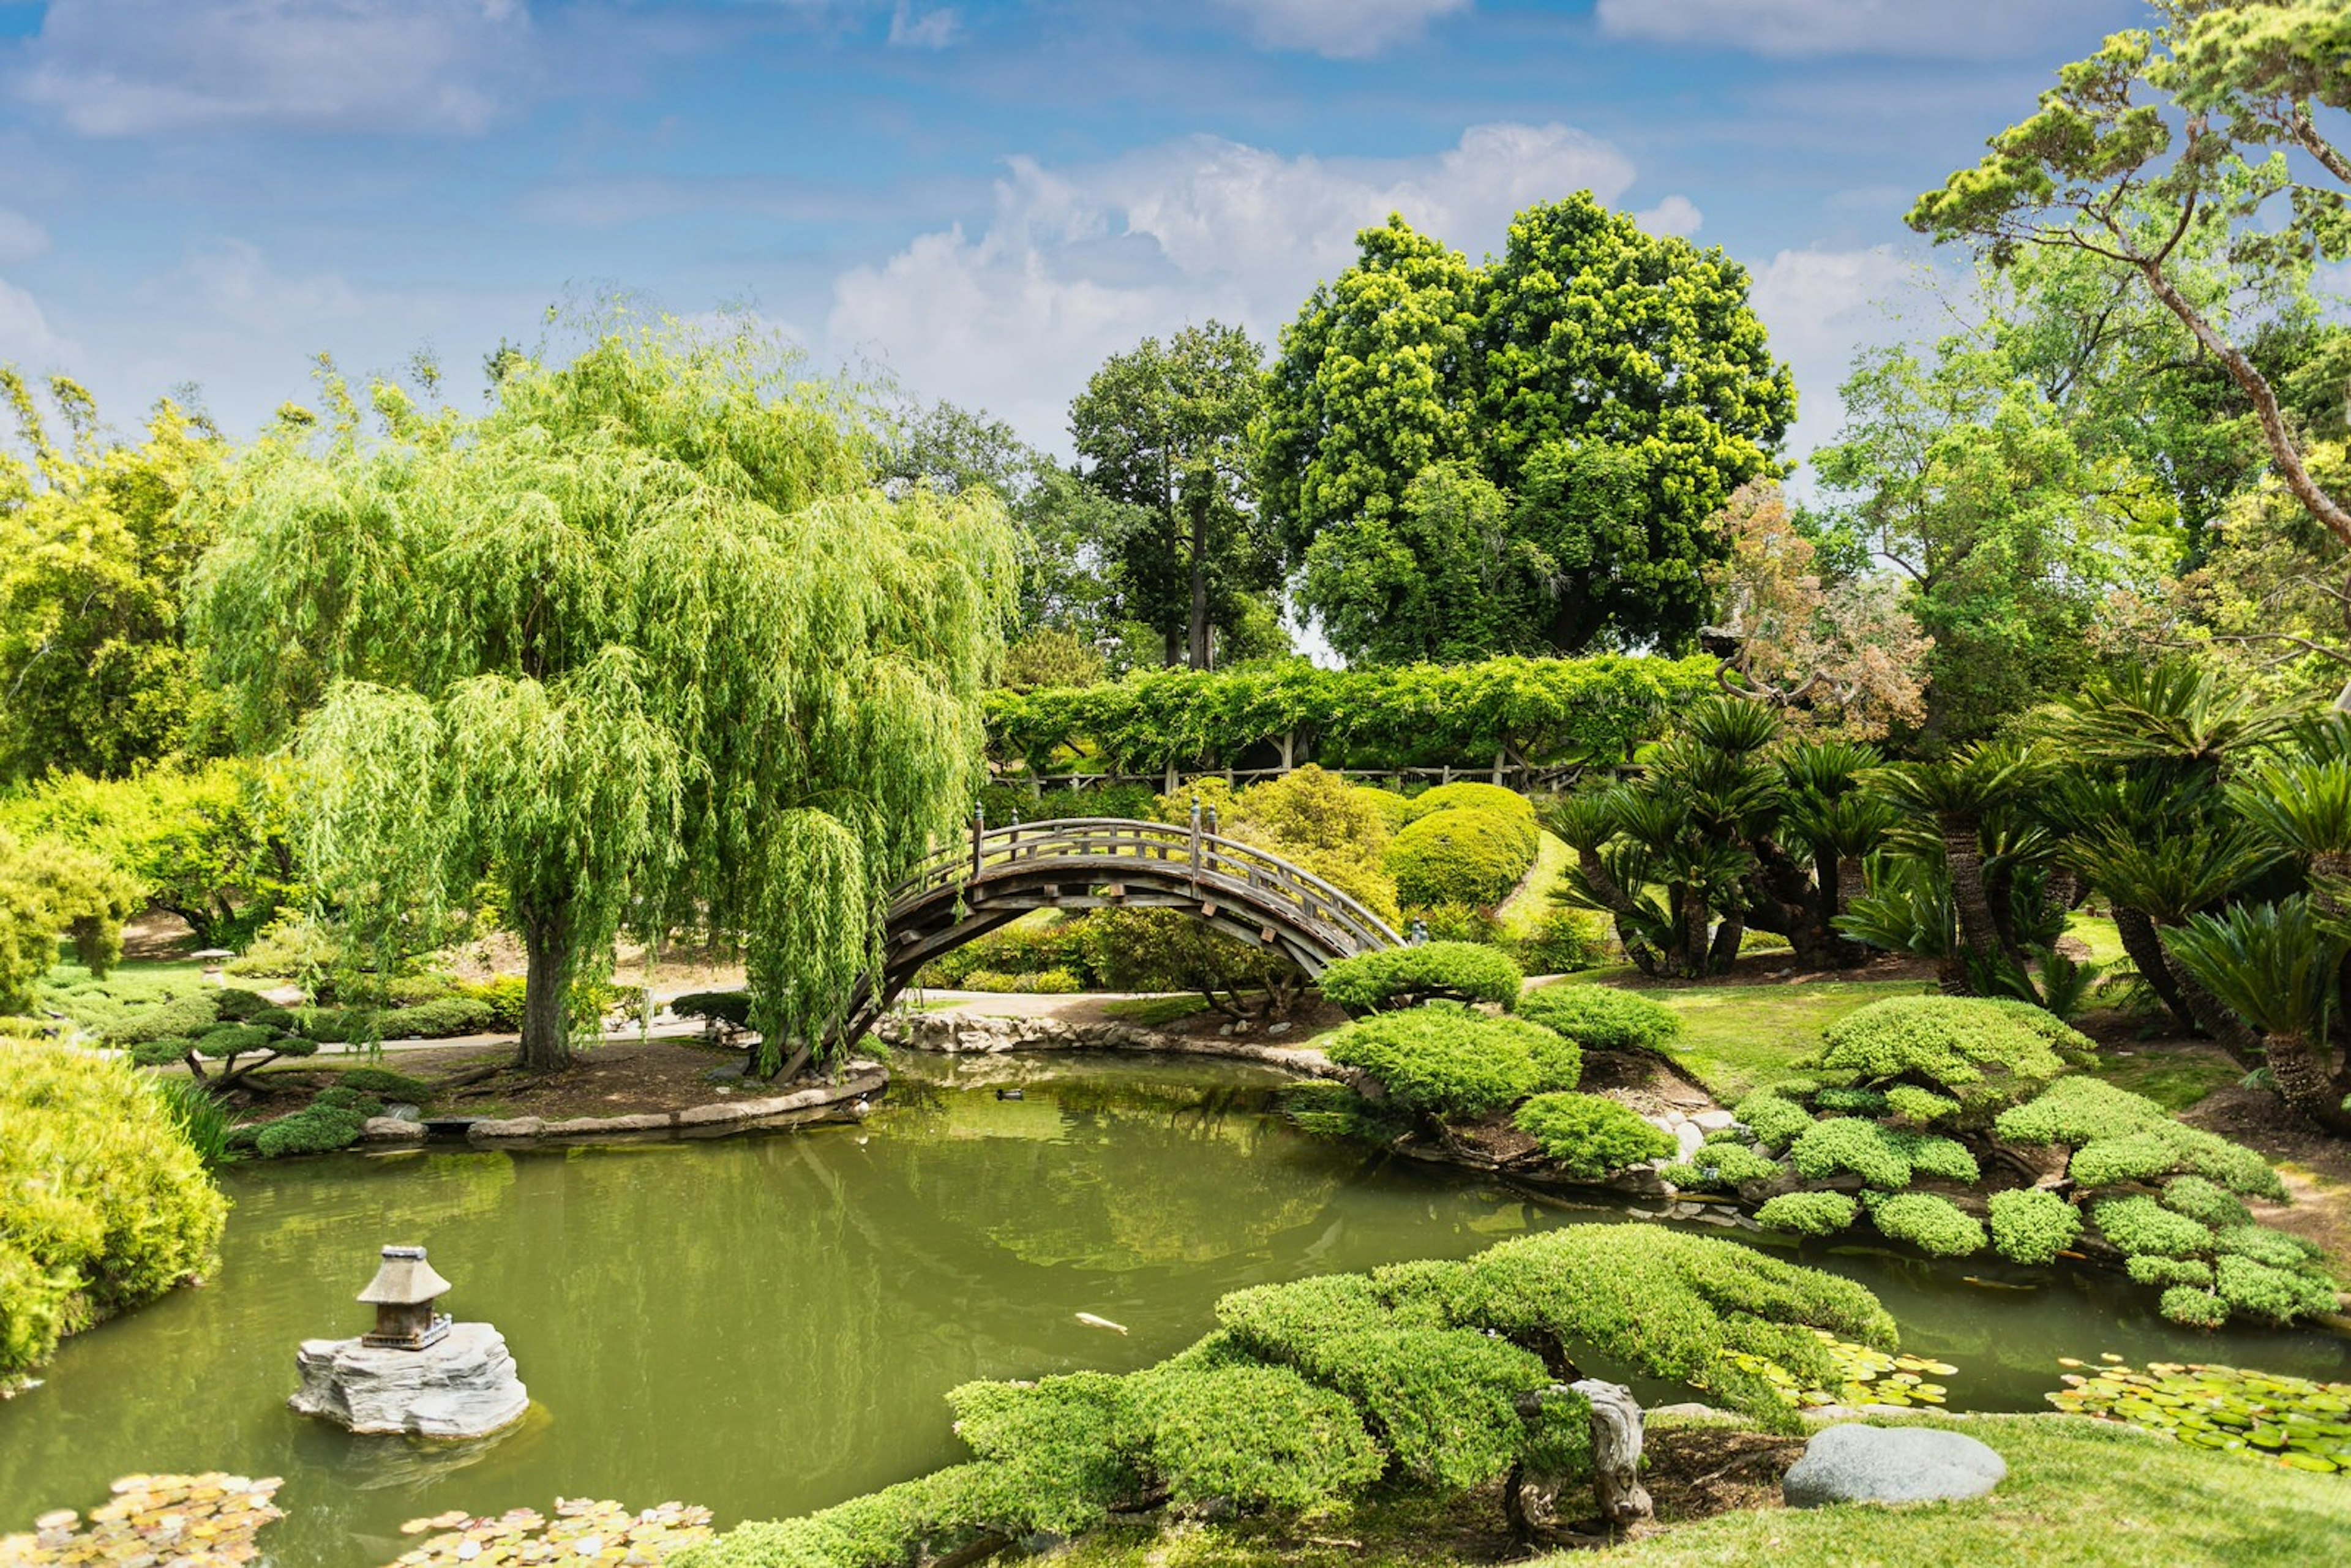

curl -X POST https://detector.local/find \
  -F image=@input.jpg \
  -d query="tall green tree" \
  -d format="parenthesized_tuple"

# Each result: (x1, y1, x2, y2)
(0, 372, 223, 780)
(1071, 322, 1274, 670)
(187, 325, 1016, 1074)
(1260, 196, 1793, 662)
(1910, 1, 2351, 571)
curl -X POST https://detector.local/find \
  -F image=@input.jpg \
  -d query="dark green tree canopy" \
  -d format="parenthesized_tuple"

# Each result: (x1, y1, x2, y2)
(1260, 195, 1794, 664)
(187, 325, 1016, 1073)
(1071, 321, 1277, 671)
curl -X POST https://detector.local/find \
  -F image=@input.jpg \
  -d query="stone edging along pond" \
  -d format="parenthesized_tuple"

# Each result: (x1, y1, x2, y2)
(357, 1061, 890, 1148)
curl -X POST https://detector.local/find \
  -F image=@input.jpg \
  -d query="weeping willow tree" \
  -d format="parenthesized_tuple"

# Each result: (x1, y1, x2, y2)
(187, 325, 1017, 1074)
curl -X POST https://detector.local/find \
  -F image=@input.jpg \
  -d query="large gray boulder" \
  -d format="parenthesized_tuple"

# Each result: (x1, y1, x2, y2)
(1782, 1424, 2006, 1508)
(288, 1321, 528, 1438)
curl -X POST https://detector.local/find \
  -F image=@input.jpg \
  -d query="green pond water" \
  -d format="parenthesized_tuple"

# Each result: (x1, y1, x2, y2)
(3, 1052, 2347, 1562)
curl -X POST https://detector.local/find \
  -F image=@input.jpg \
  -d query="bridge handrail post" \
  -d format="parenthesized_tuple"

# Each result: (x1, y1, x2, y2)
(971, 805, 984, 883)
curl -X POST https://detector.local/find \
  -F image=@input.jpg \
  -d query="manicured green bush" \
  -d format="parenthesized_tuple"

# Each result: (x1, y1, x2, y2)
(1351, 786, 1415, 835)
(1884, 1085, 1959, 1124)
(211, 988, 269, 1021)
(945, 1372, 1138, 1531)
(1755, 1191, 1859, 1237)
(1130, 1360, 1386, 1510)
(2127, 1255, 2214, 1289)
(128, 1035, 197, 1068)
(0, 1041, 227, 1376)
(1406, 784, 1539, 855)
(672, 990, 754, 1030)
(1510, 905, 1605, 975)
(1787, 1118, 1978, 1191)
(2161, 1176, 2252, 1232)
(1660, 1142, 1783, 1191)
(460, 975, 530, 1030)
(1986, 1188, 2082, 1265)
(2213, 1255, 2338, 1323)
(1871, 1192, 1987, 1257)
(1317, 942, 1524, 1013)
(1813, 995, 2082, 1118)
(1512, 1093, 1676, 1180)
(2161, 1286, 2231, 1329)
(98, 992, 219, 1047)
(2093, 1196, 2214, 1259)
(195, 1023, 276, 1059)
(1733, 1090, 1815, 1151)
(1993, 1076, 2170, 1146)
(1325, 1004, 1573, 1119)
(1383, 808, 1535, 909)
(2212, 1225, 2323, 1270)
(2068, 1122, 2285, 1199)
(1813, 1086, 1891, 1115)
(1515, 985, 1683, 1052)
(379, 996, 495, 1038)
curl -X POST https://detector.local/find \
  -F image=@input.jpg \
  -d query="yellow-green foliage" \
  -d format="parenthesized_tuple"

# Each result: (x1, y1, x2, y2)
(0, 830, 141, 1011)
(1733, 1089, 1815, 1151)
(1660, 1142, 1783, 1191)
(1756, 1191, 1859, 1237)
(1382, 808, 1534, 909)
(1517, 984, 1683, 1051)
(1994, 1076, 2171, 1145)
(1787, 1117, 1978, 1190)
(1316, 942, 1524, 1013)
(1405, 784, 1538, 857)
(1324, 1003, 1578, 1119)
(1512, 1092, 1677, 1179)
(1350, 786, 1414, 835)
(1813, 996, 2082, 1119)
(1869, 1192, 1986, 1257)
(1158, 767, 1403, 925)
(0, 1040, 227, 1375)
(1986, 1188, 2082, 1265)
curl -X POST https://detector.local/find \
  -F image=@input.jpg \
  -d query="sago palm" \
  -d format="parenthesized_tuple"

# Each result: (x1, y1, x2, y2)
(2074, 824, 2279, 1065)
(2043, 659, 2292, 776)
(1865, 741, 2045, 971)
(2164, 898, 2351, 1135)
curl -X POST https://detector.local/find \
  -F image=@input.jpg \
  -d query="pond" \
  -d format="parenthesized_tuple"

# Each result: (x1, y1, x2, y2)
(3, 1052, 2345, 1563)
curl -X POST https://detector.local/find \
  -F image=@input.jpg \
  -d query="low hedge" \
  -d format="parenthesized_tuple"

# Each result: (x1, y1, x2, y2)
(1, 1041, 227, 1376)
(1512, 1093, 1676, 1180)
(1316, 942, 1524, 1013)
(1517, 985, 1683, 1052)
(1324, 1004, 1579, 1120)
(1383, 808, 1535, 909)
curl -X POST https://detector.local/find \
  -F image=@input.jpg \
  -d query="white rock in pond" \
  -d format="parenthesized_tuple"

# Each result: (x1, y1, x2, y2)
(1674, 1122, 1706, 1159)
(1781, 1424, 2006, 1508)
(1692, 1109, 1736, 1132)
(289, 1321, 528, 1438)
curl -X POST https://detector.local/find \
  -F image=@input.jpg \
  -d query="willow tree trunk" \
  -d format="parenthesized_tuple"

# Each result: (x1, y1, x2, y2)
(1186, 497, 1211, 672)
(519, 912, 576, 1072)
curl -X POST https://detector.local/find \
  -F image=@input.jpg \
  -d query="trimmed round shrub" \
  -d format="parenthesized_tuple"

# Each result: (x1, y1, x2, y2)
(2161, 1176, 2252, 1232)
(1510, 906, 1603, 975)
(129, 1036, 195, 1067)
(2068, 1122, 2284, 1199)
(337, 1066, 433, 1100)
(1884, 1085, 1959, 1125)
(1351, 786, 1415, 835)
(1755, 1190, 1859, 1237)
(1813, 1087, 1891, 1115)
(1660, 1142, 1783, 1191)
(1733, 1090, 1815, 1151)
(2213, 1225, 2323, 1271)
(1512, 1093, 1676, 1180)
(1318, 942, 1524, 1014)
(1987, 1188, 2082, 1265)
(1788, 1119, 1977, 1191)
(1405, 784, 1539, 856)
(380, 996, 495, 1038)
(2214, 1256, 2339, 1324)
(1383, 808, 1535, 909)
(1516, 985, 1683, 1052)
(249, 1089, 384, 1158)
(194, 1023, 276, 1059)
(1, 1041, 227, 1376)
(1325, 1004, 1573, 1119)
(1814, 995, 2083, 1118)
(1871, 1193, 1987, 1258)
(1131, 1362, 1385, 1510)
(672, 990, 753, 1029)
(461, 975, 530, 1031)
(210, 988, 270, 1022)
(2093, 1196, 2213, 1259)
(99, 992, 220, 1048)
(1993, 1076, 2169, 1146)
(2161, 1286, 2230, 1329)
(2128, 1255, 2214, 1289)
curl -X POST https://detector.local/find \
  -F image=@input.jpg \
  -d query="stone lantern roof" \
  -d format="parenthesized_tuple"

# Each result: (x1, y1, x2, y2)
(358, 1245, 451, 1306)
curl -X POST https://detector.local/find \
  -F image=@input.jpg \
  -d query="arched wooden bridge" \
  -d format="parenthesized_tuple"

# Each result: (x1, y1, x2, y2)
(841, 816, 1403, 1043)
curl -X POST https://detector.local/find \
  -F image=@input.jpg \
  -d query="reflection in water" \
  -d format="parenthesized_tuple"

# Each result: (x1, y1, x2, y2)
(0, 1053, 2342, 1566)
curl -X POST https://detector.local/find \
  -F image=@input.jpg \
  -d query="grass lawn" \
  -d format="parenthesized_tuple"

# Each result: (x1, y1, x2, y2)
(1052, 1416, 2351, 1568)
(2090, 1048, 2241, 1112)
(1496, 831, 1575, 940)
(1580, 978, 1935, 1103)
(2064, 911, 2129, 967)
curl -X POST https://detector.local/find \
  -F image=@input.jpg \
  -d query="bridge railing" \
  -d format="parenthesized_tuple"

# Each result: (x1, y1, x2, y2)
(887, 817, 1401, 958)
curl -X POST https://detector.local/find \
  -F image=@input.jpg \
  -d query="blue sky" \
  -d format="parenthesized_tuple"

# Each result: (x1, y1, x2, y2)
(0, 0, 2150, 467)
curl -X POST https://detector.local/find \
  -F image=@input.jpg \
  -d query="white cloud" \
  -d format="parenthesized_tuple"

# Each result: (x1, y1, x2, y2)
(1220, 0, 1472, 59)
(826, 122, 1633, 445)
(17, 0, 534, 137)
(1593, 0, 2111, 60)
(888, 2, 959, 48)
(1635, 194, 1703, 238)
(146, 240, 367, 335)
(0, 211, 53, 266)
(0, 276, 79, 369)
(1745, 244, 1921, 481)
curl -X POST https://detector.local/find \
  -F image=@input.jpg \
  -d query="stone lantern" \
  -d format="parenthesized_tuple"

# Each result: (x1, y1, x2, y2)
(357, 1244, 452, 1351)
